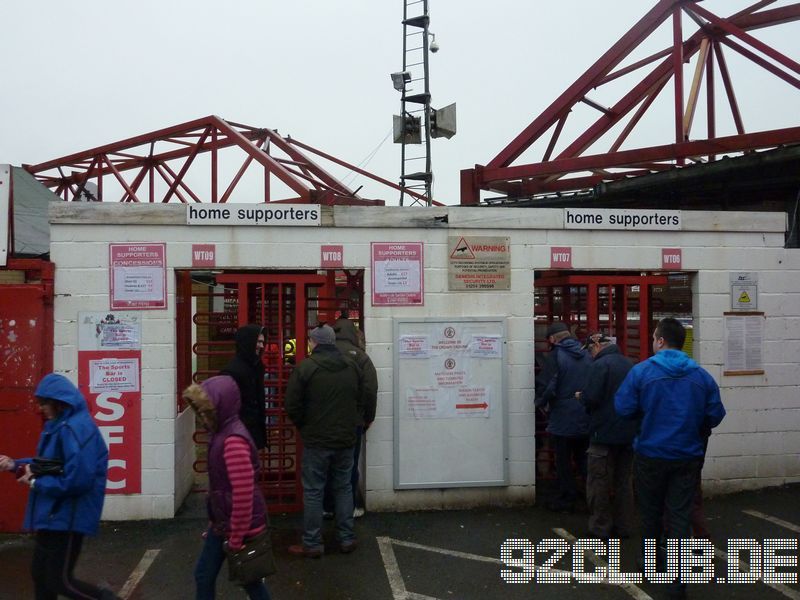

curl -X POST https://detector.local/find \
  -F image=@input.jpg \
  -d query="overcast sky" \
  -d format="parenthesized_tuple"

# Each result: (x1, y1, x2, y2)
(1, 1, 796, 205)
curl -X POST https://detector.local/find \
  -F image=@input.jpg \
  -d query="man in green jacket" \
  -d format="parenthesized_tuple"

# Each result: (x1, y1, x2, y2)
(286, 324, 364, 557)
(333, 314, 378, 517)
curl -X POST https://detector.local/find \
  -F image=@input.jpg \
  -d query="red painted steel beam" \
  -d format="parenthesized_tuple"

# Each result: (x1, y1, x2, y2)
(487, 0, 681, 169)
(480, 126, 800, 185)
(468, 1, 800, 201)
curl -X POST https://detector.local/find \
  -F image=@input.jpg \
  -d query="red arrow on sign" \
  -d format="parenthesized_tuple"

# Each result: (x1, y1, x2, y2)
(456, 402, 488, 410)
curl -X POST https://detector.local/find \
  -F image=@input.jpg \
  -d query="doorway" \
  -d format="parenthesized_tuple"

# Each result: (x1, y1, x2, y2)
(532, 270, 693, 494)
(176, 269, 364, 512)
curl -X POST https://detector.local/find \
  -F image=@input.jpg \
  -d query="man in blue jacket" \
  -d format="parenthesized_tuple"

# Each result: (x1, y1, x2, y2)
(0, 373, 116, 599)
(615, 318, 725, 598)
(535, 322, 592, 512)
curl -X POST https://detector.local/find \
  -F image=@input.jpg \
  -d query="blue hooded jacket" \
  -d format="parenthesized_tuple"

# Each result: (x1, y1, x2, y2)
(614, 350, 725, 459)
(535, 338, 591, 437)
(20, 374, 108, 536)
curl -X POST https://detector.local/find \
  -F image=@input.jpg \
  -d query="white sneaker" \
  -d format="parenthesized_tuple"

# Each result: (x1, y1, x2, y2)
(353, 507, 365, 518)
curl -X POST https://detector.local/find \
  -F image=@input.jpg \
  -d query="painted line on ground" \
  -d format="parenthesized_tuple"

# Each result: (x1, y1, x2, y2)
(378, 534, 572, 600)
(118, 548, 160, 600)
(553, 528, 653, 600)
(714, 546, 800, 600)
(377, 537, 438, 600)
(743, 509, 800, 534)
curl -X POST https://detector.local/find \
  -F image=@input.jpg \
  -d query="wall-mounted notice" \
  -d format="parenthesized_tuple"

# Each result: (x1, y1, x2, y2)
(730, 272, 758, 310)
(447, 236, 510, 291)
(371, 242, 424, 306)
(78, 312, 141, 351)
(78, 350, 142, 494)
(394, 317, 507, 489)
(109, 243, 167, 310)
(398, 335, 429, 358)
(723, 312, 765, 376)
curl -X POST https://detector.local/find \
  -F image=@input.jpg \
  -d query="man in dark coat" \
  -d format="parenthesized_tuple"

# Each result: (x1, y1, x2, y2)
(286, 325, 364, 557)
(579, 334, 637, 539)
(535, 322, 591, 512)
(221, 324, 267, 450)
(333, 315, 377, 517)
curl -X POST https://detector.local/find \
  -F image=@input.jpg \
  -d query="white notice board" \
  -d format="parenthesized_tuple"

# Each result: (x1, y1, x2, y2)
(393, 317, 508, 489)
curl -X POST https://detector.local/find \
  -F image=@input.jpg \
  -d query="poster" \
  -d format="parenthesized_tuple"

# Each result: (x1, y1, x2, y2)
(109, 243, 167, 310)
(723, 312, 765, 375)
(371, 242, 423, 306)
(79, 312, 142, 351)
(398, 335, 429, 358)
(400, 323, 503, 420)
(78, 350, 142, 494)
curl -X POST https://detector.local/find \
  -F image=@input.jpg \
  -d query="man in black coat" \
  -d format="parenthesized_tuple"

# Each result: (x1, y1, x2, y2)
(578, 333, 637, 539)
(221, 324, 267, 450)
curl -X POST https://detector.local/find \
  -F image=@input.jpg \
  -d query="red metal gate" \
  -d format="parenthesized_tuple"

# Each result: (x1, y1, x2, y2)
(533, 271, 671, 488)
(0, 259, 54, 532)
(177, 269, 363, 513)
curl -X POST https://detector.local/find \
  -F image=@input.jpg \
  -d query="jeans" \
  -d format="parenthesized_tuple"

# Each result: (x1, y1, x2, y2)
(194, 529, 271, 600)
(552, 434, 589, 504)
(302, 446, 355, 550)
(323, 426, 364, 512)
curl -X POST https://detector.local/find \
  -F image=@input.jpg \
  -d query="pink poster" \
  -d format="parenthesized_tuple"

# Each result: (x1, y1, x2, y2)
(109, 243, 167, 310)
(371, 242, 424, 306)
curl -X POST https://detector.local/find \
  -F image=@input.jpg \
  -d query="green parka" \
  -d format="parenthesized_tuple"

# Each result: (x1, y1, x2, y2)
(285, 344, 363, 449)
(333, 317, 378, 425)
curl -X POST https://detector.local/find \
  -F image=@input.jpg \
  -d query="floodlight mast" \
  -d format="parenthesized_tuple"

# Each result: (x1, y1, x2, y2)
(397, 0, 434, 206)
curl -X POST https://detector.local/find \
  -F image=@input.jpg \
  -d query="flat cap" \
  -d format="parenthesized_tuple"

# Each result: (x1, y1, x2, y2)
(545, 322, 569, 337)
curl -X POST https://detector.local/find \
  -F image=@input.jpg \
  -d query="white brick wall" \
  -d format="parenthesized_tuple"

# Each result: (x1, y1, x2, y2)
(49, 205, 800, 518)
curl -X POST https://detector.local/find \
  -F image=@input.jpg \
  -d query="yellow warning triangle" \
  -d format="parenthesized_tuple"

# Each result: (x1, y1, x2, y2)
(738, 290, 751, 303)
(450, 237, 475, 259)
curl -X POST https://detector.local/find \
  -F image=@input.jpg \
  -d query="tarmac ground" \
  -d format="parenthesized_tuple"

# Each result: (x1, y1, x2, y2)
(1, 483, 799, 600)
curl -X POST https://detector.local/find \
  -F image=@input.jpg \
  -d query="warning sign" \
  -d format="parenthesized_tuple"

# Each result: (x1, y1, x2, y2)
(730, 272, 758, 310)
(447, 236, 510, 291)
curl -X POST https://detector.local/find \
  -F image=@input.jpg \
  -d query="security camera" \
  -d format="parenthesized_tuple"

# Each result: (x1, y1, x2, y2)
(430, 39, 439, 53)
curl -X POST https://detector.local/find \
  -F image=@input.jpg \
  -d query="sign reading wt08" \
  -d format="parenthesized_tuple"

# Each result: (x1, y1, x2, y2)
(448, 236, 510, 291)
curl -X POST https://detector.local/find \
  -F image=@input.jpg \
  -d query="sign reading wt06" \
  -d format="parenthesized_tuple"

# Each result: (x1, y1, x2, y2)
(448, 236, 510, 291)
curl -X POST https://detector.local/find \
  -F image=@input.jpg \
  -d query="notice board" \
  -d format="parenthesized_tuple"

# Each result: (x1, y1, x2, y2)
(393, 317, 507, 489)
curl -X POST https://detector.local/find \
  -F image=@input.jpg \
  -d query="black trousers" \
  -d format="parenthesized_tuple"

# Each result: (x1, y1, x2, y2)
(32, 530, 110, 600)
(633, 454, 702, 544)
(552, 434, 589, 504)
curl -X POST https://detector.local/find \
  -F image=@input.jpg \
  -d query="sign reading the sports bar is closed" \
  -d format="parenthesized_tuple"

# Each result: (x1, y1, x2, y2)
(187, 204, 321, 226)
(564, 208, 681, 230)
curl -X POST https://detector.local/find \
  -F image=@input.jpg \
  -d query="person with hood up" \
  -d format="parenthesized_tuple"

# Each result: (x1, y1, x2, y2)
(534, 322, 592, 512)
(615, 317, 725, 600)
(0, 373, 117, 600)
(285, 324, 364, 557)
(221, 324, 267, 450)
(182, 375, 272, 600)
(578, 333, 637, 539)
(331, 312, 377, 518)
